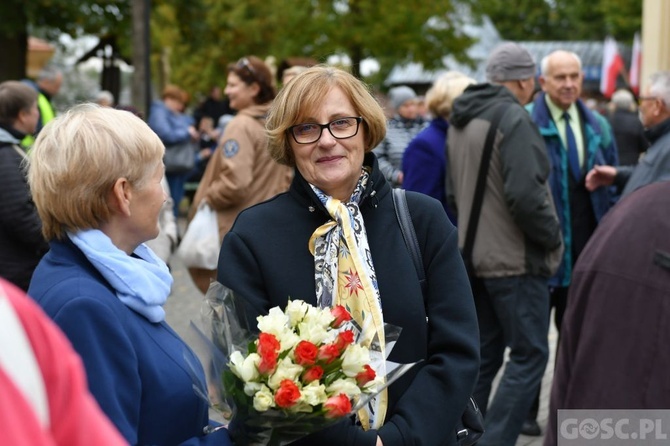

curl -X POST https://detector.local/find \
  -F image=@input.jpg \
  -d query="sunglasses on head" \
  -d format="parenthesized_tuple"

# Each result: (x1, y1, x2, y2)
(237, 57, 257, 80)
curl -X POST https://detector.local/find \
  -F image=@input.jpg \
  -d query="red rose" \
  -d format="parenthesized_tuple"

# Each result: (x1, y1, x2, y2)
(356, 364, 376, 386)
(302, 365, 324, 384)
(257, 332, 280, 356)
(324, 393, 352, 418)
(294, 340, 318, 366)
(335, 330, 355, 351)
(318, 343, 341, 364)
(257, 333, 280, 375)
(258, 349, 278, 375)
(274, 379, 301, 408)
(330, 305, 352, 328)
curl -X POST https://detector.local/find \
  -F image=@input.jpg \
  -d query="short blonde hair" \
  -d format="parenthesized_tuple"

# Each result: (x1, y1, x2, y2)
(267, 65, 387, 166)
(27, 104, 165, 240)
(426, 71, 476, 118)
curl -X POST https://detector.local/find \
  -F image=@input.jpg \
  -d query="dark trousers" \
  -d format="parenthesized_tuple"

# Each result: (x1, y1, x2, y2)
(471, 274, 550, 446)
(166, 172, 189, 218)
(526, 286, 569, 421)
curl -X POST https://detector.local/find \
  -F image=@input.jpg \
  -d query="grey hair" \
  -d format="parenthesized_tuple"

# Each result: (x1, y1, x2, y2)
(611, 89, 635, 111)
(648, 71, 670, 106)
(37, 65, 63, 82)
(95, 90, 115, 105)
(540, 51, 582, 75)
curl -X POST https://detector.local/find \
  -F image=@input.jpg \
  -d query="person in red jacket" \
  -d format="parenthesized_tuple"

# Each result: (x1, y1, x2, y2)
(0, 278, 126, 446)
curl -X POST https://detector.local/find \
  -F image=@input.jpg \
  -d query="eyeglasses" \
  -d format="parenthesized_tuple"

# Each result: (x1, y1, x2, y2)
(638, 95, 658, 105)
(236, 57, 257, 80)
(288, 117, 363, 144)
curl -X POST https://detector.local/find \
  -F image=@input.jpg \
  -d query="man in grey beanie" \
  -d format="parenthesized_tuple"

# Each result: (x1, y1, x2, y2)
(373, 85, 426, 187)
(446, 42, 563, 446)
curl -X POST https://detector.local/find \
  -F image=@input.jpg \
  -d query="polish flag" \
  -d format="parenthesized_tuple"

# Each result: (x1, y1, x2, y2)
(600, 36, 624, 99)
(629, 32, 642, 95)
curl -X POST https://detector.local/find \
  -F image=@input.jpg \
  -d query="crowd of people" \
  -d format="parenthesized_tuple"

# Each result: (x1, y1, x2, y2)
(1, 39, 669, 446)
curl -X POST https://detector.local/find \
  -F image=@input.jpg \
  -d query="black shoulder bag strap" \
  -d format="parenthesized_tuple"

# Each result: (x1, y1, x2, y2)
(391, 187, 484, 446)
(461, 103, 507, 274)
(391, 188, 426, 294)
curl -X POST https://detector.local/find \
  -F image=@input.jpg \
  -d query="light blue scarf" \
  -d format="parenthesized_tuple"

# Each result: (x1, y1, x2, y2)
(68, 229, 173, 322)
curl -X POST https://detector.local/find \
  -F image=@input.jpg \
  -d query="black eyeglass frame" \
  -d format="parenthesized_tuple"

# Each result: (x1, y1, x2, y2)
(288, 116, 363, 144)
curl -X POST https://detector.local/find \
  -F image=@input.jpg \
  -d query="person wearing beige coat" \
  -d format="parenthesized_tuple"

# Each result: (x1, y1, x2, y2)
(187, 56, 291, 293)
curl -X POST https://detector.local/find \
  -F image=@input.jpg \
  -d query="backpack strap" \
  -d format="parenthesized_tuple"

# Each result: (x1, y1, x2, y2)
(461, 103, 507, 274)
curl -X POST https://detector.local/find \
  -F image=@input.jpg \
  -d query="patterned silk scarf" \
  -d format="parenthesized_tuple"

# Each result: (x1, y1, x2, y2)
(308, 168, 387, 430)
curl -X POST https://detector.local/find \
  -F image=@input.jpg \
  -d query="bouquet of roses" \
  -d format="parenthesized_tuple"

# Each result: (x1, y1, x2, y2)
(192, 282, 414, 445)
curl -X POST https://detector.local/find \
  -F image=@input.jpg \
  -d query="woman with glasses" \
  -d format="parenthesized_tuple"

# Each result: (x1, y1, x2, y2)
(217, 65, 479, 445)
(189, 56, 292, 294)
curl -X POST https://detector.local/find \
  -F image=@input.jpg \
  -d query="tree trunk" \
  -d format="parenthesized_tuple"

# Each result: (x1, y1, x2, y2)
(350, 45, 363, 79)
(0, 1, 28, 82)
(131, 0, 151, 117)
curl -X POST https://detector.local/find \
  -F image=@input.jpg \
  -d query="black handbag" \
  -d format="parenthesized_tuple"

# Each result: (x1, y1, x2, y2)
(392, 188, 484, 446)
(164, 140, 196, 174)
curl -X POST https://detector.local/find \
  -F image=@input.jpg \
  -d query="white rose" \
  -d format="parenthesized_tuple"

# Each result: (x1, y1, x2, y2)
(267, 357, 304, 390)
(363, 375, 385, 393)
(276, 329, 300, 352)
(257, 307, 289, 335)
(229, 351, 260, 382)
(288, 401, 314, 414)
(296, 321, 330, 345)
(326, 378, 362, 398)
(341, 344, 370, 377)
(243, 381, 264, 397)
(285, 300, 310, 327)
(303, 305, 335, 330)
(252, 385, 275, 412)
(300, 381, 328, 406)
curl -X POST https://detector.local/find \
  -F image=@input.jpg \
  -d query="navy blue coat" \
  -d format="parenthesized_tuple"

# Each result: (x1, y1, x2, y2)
(402, 117, 457, 225)
(527, 94, 618, 287)
(218, 153, 480, 446)
(29, 239, 232, 446)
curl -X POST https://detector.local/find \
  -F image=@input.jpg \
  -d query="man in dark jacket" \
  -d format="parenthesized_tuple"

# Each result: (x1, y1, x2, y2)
(606, 89, 648, 166)
(0, 81, 49, 291)
(447, 42, 563, 446)
(524, 48, 619, 437)
(586, 70, 670, 198)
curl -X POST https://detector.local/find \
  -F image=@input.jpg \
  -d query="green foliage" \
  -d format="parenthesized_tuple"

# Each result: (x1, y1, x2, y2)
(475, 0, 642, 43)
(164, 0, 478, 95)
(3, 0, 643, 102)
(27, 0, 130, 41)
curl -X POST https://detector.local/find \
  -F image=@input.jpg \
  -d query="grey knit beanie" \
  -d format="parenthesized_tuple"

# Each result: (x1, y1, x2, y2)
(486, 42, 536, 82)
(388, 85, 417, 110)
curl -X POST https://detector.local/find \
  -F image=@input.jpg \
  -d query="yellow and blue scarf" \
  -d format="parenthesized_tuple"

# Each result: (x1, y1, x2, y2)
(308, 168, 387, 429)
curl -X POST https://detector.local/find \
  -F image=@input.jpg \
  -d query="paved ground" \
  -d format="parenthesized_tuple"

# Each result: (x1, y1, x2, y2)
(164, 247, 557, 445)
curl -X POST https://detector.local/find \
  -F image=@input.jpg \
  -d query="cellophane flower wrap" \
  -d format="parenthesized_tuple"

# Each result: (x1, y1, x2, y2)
(192, 281, 415, 446)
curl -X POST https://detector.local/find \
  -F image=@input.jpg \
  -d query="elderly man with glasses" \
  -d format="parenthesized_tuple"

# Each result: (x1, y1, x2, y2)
(586, 70, 670, 198)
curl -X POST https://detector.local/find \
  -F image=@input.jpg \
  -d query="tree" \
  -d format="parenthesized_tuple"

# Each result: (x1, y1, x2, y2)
(474, 0, 642, 43)
(156, 0, 478, 96)
(0, 0, 131, 81)
(0, 0, 30, 81)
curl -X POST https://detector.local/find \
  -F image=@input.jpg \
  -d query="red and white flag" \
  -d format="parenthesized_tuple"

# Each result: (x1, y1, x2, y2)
(629, 32, 642, 95)
(600, 36, 624, 99)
